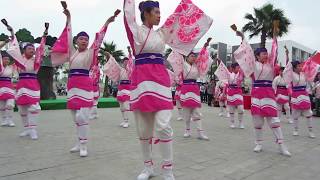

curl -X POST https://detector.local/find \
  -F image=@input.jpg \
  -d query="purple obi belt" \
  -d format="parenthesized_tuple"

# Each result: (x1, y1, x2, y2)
(229, 84, 241, 89)
(120, 80, 131, 85)
(292, 86, 306, 92)
(253, 80, 272, 87)
(0, 77, 11, 81)
(183, 79, 197, 85)
(135, 53, 164, 65)
(69, 69, 89, 77)
(19, 73, 37, 80)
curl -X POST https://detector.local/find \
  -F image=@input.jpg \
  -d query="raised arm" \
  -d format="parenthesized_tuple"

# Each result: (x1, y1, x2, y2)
(196, 38, 212, 77)
(63, 9, 75, 54)
(34, 23, 49, 72)
(103, 51, 121, 82)
(124, 0, 139, 55)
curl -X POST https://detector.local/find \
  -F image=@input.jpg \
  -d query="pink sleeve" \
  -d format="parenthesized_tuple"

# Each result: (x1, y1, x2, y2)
(103, 55, 121, 82)
(6, 35, 26, 70)
(233, 40, 255, 77)
(126, 53, 134, 80)
(123, 0, 139, 55)
(269, 37, 278, 67)
(159, 0, 213, 56)
(51, 22, 72, 66)
(34, 36, 47, 71)
(90, 25, 108, 68)
(167, 51, 184, 78)
(195, 47, 210, 76)
(302, 58, 318, 82)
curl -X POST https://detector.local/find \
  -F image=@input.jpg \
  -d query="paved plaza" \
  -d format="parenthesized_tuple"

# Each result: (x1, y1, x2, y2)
(0, 105, 320, 180)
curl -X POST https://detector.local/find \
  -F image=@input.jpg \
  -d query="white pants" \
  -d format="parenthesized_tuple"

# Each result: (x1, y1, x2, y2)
(252, 115, 284, 145)
(228, 105, 244, 124)
(119, 102, 129, 123)
(134, 110, 173, 170)
(292, 109, 313, 132)
(18, 103, 41, 130)
(0, 99, 14, 122)
(277, 103, 291, 121)
(183, 108, 204, 133)
(71, 108, 91, 144)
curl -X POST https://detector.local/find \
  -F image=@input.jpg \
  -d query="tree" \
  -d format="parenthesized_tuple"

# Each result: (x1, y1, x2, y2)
(34, 35, 57, 47)
(15, 28, 35, 43)
(242, 3, 291, 48)
(0, 33, 9, 41)
(99, 41, 124, 97)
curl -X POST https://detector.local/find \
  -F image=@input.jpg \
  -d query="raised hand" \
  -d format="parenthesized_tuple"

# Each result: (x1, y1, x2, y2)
(43, 22, 49, 36)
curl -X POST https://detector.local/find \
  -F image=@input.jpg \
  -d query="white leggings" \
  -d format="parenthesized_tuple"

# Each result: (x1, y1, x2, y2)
(71, 108, 91, 144)
(228, 105, 244, 123)
(18, 104, 41, 130)
(252, 115, 284, 145)
(134, 110, 173, 170)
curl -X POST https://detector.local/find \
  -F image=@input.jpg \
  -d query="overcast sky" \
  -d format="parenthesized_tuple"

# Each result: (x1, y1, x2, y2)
(1, 0, 319, 54)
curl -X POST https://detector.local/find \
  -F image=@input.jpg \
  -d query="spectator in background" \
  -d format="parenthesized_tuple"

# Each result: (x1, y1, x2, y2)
(207, 79, 215, 106)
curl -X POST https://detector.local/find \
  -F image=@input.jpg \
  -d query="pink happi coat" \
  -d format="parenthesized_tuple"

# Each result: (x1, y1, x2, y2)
(170, 47, 210, 108)
(103, 55, 133, 103)
(0, 61, 16, 100)
(51, 20, 108, 110)
(7, 35, 46, 106)
(234, 38, 278, 117)
(124, 0, 213, 112)
(215, 61, 244, 106)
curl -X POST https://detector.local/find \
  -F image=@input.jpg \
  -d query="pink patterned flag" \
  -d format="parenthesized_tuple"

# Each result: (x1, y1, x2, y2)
(34, 36, 46, 71)
(126, 53, 134, 80)
(167, 51, 184, 78)
(161, 0, 213, 56)
(6, 36, 26, 70)
(233, 40, 255, 77)
(103, 55, 121, 82)
(303, 58, 318, 82)
(51, 24, 70, 66)
(214, 61, 230, 82)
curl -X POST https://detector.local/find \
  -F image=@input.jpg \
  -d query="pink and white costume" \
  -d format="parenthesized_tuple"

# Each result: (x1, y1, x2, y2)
(124, 0, 212, 178)
(215, 80, 228, 116)
(0, 62, 16, 127)
(51, 16, 109, 155)
(171, 47, 211, 139)
(282, 55, 318, 138)
(272, 75, 291, 123)
(234, 38, 290, 155)
(7, 34, 46, 140)
(216, 65, 245, 128)
(103, 55, 133, 128)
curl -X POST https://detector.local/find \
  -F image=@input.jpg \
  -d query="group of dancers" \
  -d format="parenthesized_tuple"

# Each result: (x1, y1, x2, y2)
(0, 0, 319, 180)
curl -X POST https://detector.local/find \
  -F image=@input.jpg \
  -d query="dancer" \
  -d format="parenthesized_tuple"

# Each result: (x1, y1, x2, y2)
(0, 42, 16, 127)
(216, 61, 245, 129)
(232, 24, 291, 156)
(174, 83, 183, 121)
(5, 21, 48, 140)
(123, 0, 212, 179)
(103, 47, 133, 128)
(51, 3, 119, 157)
(284, 60, 317, 138)
(89, 64, 100, 120)
(215, 79, 228, 117)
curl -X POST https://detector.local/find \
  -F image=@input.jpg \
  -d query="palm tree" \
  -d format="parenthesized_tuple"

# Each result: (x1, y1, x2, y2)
(242, 3, 291, 48)
(99, 41, 124, 97)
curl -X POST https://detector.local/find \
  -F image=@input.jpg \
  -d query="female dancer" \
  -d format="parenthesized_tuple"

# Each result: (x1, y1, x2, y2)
(123, 0, 212, 179)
